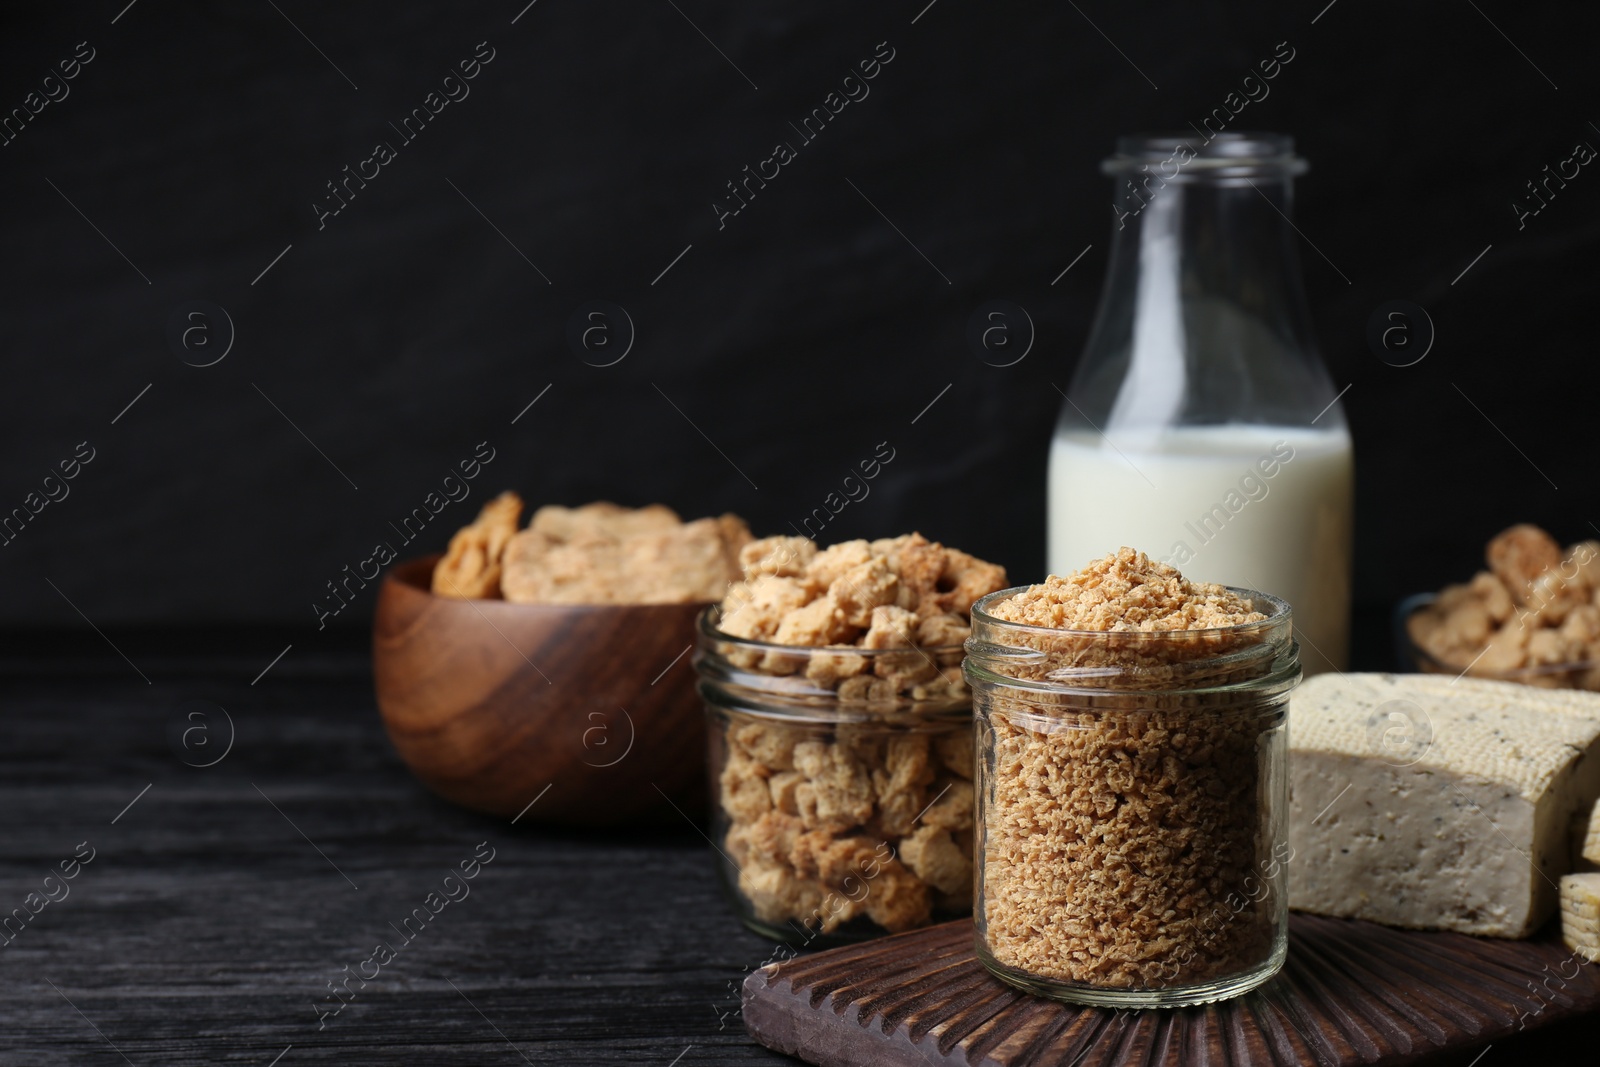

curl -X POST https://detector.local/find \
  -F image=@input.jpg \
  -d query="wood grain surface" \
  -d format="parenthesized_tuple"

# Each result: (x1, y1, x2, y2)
(8, 634, 1597, 1066)
(0, 649, 789, 1065)
(743, 917, 1600, 1066)
(371, 554, 708, 824)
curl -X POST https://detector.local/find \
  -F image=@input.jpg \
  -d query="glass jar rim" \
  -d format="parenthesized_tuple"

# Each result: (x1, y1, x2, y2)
(695, 605, 971, 719)
(964, 585, 1299, 698)
(968, 584, 1291, 639)
(1101, 131, 1308, 178)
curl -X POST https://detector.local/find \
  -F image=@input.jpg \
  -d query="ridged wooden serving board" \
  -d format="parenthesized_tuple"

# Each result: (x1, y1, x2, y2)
(742, 916, 1600, 1066)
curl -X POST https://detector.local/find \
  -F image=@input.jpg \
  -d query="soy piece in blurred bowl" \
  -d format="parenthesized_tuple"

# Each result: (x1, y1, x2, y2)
(1398, 523, 1600, 690)
(1397, 593, 1600, 690)
(372, 554, 708, 824)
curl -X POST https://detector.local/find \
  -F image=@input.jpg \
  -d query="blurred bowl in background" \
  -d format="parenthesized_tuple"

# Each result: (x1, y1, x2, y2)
(372, 555, 707, 826)
(1394, 592, 1600, 690)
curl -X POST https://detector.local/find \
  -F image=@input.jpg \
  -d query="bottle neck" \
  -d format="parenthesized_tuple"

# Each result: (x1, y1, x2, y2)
(1099, 132, 1312, 331)
(1106, 170, 1304, 329)
(1064, 146, 1341, 436)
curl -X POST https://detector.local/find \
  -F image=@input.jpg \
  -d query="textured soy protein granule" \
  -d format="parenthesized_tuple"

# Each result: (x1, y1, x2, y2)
(985, 547, 1265, 633)
(979, 548, 1276, 988)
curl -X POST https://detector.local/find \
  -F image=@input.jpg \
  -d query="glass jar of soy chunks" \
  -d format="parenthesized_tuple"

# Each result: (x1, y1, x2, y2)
(697, 607, 975, 946)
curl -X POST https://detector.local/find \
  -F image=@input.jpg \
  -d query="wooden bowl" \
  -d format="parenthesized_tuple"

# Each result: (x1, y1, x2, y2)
(372, 555, 707, 826)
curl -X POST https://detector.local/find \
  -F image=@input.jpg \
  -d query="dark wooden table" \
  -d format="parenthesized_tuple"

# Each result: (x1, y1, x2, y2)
(0, 634, 793, 1065)
(1, 614, 1543, 1066)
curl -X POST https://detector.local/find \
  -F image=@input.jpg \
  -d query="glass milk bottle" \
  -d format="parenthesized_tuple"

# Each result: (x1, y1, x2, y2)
(1048, 133, 1352, 674)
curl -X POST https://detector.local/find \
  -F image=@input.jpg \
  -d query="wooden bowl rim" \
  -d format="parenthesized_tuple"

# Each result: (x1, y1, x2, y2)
(383, 554, 716, 617)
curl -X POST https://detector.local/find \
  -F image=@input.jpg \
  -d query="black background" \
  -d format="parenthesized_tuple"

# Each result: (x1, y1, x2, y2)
(2, 0, 1595, 644)
(4, 6, 1599, 1062)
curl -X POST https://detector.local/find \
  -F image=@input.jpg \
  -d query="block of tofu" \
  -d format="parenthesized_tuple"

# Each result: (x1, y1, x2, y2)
(1561, 872, 1600, 963)
(1584, 800, 1600, 867)
(1288, 673, 1600, 938)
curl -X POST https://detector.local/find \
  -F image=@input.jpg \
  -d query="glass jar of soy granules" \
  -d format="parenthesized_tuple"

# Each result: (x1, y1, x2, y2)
(965, 550, 1301, 1008)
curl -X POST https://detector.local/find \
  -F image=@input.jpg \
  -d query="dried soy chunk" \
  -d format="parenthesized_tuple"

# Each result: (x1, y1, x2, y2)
(728, 720, 801, 773)
(899, 825, 972, 895)
(1477, 621, 1531, 672)
(933, 548, 1010, 616)
(792, 740, 876, 832)
(923, 780, 974, 831)
(1562, 605, 1600, 646)
(789, 831, 931, 933)
(862, 863, 934, 932)
(768, 771, 804, 815)
(713, 531, 1008, 698)
(1440, 598, 1493, 648)
(719, 718, 976, 936)
(871, 779, 925, 837)
(752, 811, 805, 863)
(805, 649, 868, 688)
(501, 501, 751, 604)
(529, 501, 680, 542)
(1574, 541, 1600, 590)
(739, 535, 817, 579)
(882, 735, 935, 792)
(1409, 526, 1600, 681)
(807, 540, 876, 588)
(874, 534, 947, 600)
(773, 595, 853, 647)
(789, 830, 881, 884)
(835, 674, 898, 703)
(720, 575, 816, 641)
(833, 722, 888, 767)
(935, 731, 974, 779)
(1469, 571, 1515, 623)
(860, 605, 917, 649)
(432, 491, 523, 598)
(911, 666, 967, 703)
(916, 611, 971, 649)
(829, 558, 901, 628)
(874, 651, 940, 691)
(719, 749, 773, 823)
(620, 515, 751, 604)
(1529, 628, 1579, 666)
(740, 859, 825, 926)
(1487, 523, 1563, 599)
(870, 735, 935, 837)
